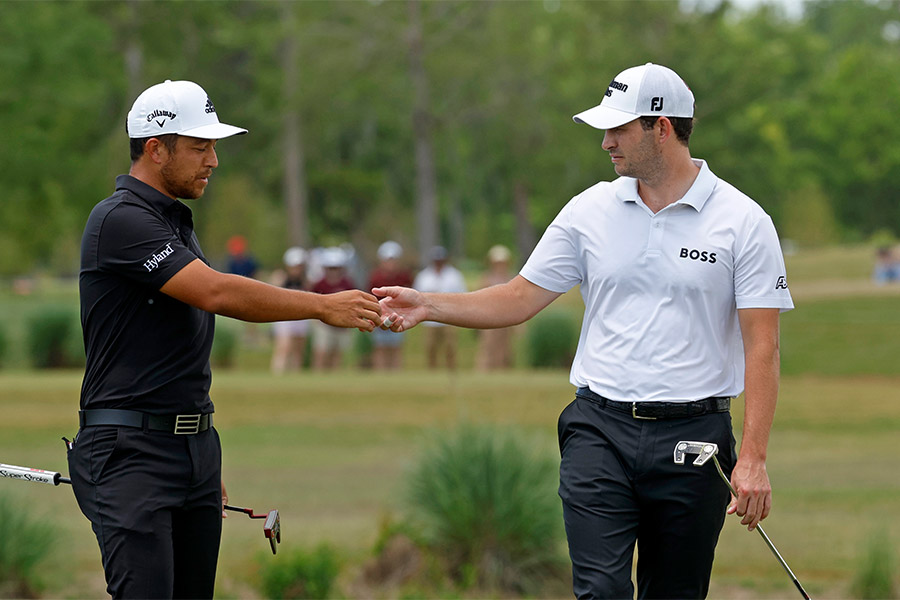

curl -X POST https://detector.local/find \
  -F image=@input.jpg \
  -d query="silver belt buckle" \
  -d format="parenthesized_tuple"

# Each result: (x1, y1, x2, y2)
(632, 403, 656, 420)
(174, 414, 202, 434)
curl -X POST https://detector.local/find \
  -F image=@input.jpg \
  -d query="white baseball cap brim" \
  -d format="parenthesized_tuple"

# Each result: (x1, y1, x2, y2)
(573, 103, 642, 130)
(179, 123, 248, 140)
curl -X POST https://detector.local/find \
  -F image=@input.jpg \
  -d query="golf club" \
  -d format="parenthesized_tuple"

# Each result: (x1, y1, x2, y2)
(224, 504, 282, 555)
(2, 459, 281, 555)
(0, 462, 70, 486)
(674, 441, 810, 600)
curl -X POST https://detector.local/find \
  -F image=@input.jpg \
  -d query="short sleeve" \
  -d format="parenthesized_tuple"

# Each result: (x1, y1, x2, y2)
(733, 215, 794, 312)
(96, 204, 198, 290)
(519, 199, 583, 293)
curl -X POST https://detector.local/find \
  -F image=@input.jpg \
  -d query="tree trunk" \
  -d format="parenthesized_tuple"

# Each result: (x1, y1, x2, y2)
(407, 0, 439, 265)
(282, 2, 310, 248)
(512, 181, 536, 264)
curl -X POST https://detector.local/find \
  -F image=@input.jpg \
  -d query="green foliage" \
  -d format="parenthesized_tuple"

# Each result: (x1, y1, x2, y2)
(259, 544, 341, 600)
(0, 323, 7, 368)
(211, 323, 239, 369)
(26, 307, 82, 369)
(526, 311, 579, 369)
(851, 528, 898, 599)
(404, 423, 566, 595)
(5, 2, 900, 274)
(0, 493, 57, 598)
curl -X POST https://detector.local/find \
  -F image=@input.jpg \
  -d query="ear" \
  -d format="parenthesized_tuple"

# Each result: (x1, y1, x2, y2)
(143, 138, 169, 165)
(656, 117, 674, 145)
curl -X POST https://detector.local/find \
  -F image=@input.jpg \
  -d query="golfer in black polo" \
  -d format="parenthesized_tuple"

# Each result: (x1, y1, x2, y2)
(70, 80, 382, 599)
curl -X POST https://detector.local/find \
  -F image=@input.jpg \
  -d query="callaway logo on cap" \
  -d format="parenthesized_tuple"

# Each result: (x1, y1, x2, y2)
(127, 80, 248, 139)
(573, 63, 694, 130)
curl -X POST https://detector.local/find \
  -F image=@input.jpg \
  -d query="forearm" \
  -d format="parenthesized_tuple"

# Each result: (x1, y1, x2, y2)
(739, 338, 779, 462)
(424, 277, 556, 329)
(204, 274, 326, 323)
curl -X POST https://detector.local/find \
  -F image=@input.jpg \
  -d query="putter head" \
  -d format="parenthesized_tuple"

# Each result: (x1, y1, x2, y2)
(674, 441, 719, 466)
(263, 510, 281, 555)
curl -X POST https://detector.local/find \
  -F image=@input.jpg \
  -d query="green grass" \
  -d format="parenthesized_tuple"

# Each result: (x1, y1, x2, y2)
(1, 371, 899, 598)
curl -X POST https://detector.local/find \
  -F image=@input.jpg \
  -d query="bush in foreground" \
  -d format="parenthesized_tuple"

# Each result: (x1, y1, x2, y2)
(259, 544, 341, 599)
(0, 493, 57, 598)
(26, 307, 82, 369)
(851, 527, 897, 599)
(403, 423, 568, 595)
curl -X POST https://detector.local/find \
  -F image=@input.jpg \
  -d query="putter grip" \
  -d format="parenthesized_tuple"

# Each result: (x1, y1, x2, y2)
(0, 463, 62, 485)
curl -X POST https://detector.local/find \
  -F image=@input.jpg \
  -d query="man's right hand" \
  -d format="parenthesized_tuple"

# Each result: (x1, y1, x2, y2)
(319, 290, 382, 332)
(372, 286, 429, 332)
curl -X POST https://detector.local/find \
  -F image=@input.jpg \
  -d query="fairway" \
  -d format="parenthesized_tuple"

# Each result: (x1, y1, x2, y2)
(1, 368, 899, 598)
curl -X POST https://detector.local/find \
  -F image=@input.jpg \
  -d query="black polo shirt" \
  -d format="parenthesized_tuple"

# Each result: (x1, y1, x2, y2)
(79, 175, 215, 415)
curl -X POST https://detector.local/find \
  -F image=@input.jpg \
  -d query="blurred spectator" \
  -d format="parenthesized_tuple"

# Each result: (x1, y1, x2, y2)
(226, 235, 258, 279)
(270, 247, 310, 374)
(873, 245, 900, 285)
(226, 235, 261, 345)
(368, 241, 414, 370)
(413, 246, 467, 369)
(475, 245, 515, 370)
(311, 247, 356, 369)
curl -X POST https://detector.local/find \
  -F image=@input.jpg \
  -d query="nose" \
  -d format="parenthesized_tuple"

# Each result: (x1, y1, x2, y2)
(207, 147, 219, 169)
(601, 130, 616, 152)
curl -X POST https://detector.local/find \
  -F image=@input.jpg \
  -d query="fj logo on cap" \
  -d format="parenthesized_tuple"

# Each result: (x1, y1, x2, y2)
(205, 97, 216, 114)
(651, 97, 664, 111)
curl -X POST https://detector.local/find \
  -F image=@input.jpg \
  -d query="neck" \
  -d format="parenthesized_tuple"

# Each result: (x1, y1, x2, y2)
(129, 161, 174, 199)
(637, 154, 699, 214)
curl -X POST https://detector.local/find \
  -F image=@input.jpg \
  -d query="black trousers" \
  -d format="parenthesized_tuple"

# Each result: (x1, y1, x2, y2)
(68, 425, 222, 599)
(558, 395, 736, 600)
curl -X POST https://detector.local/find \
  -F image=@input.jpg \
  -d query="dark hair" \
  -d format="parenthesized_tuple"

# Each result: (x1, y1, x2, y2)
(128, 133, 179, 162)
(639, 116, 693, 146)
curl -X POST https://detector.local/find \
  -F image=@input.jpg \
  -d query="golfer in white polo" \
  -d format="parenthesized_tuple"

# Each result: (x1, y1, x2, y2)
(375, 63, 793, 598)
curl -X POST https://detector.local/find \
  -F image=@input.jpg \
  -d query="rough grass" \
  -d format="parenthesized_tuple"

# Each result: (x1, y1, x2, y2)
(1, 371, 899, 598)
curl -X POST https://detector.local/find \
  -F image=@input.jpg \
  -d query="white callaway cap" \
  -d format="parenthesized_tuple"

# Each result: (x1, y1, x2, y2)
(573, 63, 694, 130)
(127, 80, 248, 139)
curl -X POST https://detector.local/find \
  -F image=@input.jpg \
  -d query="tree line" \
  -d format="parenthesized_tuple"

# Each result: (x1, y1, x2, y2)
(2, 0, 900, 276)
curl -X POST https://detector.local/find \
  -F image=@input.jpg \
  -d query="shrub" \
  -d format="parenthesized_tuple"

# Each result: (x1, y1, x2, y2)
(851, 528, 897, 599)
(0, 323, 8, 368)
(526, 311, 579, 368)
(211, 324, 238, 369)
(259, 544, 341, 599)
(26, 307, 81, 369)
(0, 493, 57, 598)
(404, 423, 567, 595)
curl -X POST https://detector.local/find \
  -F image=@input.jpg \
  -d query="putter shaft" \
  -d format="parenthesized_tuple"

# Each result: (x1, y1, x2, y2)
(711, 455, 810, 600)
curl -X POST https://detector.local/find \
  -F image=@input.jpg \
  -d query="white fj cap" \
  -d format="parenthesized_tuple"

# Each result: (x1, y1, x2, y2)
(573, 63, 694, 130)
(377, 241, 403, 261)
(283, 247, 306, 267)
(127, 80, 248, 139)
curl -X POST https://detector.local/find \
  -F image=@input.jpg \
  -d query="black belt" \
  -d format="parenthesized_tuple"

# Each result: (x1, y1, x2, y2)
(575, 387, 730, 420)
(79, 409, 213, 435)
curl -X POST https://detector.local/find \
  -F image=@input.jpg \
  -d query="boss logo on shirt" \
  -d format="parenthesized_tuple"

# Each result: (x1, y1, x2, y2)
(679, 247, 717, 264)
(143, 243, 175, 272)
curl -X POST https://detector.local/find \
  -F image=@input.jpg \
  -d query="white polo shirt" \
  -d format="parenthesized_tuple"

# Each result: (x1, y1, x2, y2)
(520, 159, 794, 402)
